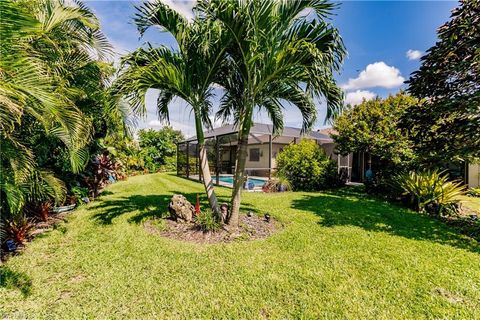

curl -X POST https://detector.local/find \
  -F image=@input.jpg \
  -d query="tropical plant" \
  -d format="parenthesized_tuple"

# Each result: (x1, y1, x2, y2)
(195, 210, 221, 232)
(114, 0, 229, 218)
(0, 0, 113, 220)
(276, 139, 337, 191)
(3, 215, 35, 245)
(262, 173, 292, 193)
(198, 0, 346, 226)
(393, 170, 466, 215)
(84, 152, 122, 198)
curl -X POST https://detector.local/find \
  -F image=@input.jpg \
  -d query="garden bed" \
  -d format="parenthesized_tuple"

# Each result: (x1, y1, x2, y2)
(144, 214, 279, 244)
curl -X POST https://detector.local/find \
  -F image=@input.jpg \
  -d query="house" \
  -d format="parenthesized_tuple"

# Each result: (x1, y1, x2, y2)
(176, 123, 352, 186)
(177, 123, 479, 188)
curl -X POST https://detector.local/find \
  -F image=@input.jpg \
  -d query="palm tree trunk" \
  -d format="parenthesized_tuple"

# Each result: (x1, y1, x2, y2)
(194, 113, 220, 220)
(228, 120, 251, 227)
(198, 142, 220, 219)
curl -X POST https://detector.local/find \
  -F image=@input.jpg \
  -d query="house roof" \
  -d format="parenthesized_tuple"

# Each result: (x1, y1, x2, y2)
(181, 123, 333, 144)
(317, 127, 338, 137)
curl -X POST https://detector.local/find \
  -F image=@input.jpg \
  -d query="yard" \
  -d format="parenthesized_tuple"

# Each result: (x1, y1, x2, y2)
(1, 173, 480, 319)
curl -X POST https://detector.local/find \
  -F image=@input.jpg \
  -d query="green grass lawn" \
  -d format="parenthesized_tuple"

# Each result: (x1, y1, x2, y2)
(460, 195, 480, 213)
(1, 173, 480, 319)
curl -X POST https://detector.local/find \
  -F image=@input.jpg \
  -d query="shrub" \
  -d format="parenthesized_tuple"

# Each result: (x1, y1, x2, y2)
(71, 186, 89, 204)
(276, 139, 339, 191)
(393, 170, 465, 215)
(195, 210, 221, 232)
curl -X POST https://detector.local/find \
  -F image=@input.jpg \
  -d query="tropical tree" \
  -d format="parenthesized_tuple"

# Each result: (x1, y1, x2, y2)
(406, 0, 480, 164)
(114, 0, 228, 217)
(0, 0, 112, 221)
(198, 0, 346, 227)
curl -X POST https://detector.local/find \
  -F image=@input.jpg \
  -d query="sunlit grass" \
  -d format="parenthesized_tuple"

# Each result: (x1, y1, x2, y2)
(1, 173, 479, 319)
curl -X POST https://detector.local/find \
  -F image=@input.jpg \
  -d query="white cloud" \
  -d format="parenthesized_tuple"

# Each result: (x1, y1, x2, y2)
(344, 90, 376, 106)
(406, 49, 422, 60)
(154, 0, 197, 20)
(342, 61, 405, 90)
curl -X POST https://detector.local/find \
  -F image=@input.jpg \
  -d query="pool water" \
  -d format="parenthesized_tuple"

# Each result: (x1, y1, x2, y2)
(214, 176, 266, 187)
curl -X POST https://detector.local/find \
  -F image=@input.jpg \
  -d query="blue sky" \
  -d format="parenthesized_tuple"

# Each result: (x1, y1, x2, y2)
(86, 0, 456, 136)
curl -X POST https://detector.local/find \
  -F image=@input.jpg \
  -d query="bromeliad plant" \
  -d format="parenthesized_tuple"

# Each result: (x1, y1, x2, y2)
(393, 170, 465, 215)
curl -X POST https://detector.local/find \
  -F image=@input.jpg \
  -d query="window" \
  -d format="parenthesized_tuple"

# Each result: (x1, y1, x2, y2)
(249, 148, 260, 162)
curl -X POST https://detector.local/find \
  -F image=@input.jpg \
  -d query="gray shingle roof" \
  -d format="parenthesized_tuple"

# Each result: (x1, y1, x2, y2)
(182, 123, 333, 143)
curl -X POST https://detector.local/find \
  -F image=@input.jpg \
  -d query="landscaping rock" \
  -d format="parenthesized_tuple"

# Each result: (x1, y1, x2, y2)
(168, 195, 195, 222)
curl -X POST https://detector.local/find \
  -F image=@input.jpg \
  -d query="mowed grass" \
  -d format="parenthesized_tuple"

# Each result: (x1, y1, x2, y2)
(1, 173, 480, 319)
(461, 195, 480, 213)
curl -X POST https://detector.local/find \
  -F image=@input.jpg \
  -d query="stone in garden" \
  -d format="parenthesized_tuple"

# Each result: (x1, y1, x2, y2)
(168, 195, 195, 222)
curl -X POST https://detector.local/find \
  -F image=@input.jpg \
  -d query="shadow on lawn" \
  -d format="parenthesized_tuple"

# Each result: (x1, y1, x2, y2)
(0, 266, 32, 297)
(91, 192, 258, 225)
(291, 188, 480, 254)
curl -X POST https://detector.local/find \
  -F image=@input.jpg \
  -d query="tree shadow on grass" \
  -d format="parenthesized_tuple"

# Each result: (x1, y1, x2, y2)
(0, 266, 32, 297)
(90, 192, 259, 225)
(291, 187, 480, 254)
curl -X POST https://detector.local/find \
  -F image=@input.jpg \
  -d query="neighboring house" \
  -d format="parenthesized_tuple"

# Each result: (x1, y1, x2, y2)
(177, 123, 351, 185)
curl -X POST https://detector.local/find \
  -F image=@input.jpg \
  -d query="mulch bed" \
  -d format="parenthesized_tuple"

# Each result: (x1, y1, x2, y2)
(144, 214, 279, 244)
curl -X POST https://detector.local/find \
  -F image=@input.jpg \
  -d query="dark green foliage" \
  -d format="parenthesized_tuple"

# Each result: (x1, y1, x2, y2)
(406, 0, 480, 163)
(138, 127, 184, 172)
(276, 140, 339, 191)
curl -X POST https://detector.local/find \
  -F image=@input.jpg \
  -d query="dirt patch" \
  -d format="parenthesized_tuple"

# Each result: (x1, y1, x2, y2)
(144, 214, 280, 244)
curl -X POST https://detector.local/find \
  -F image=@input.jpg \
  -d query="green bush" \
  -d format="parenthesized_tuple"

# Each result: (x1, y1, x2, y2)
(195, 210, 221, 232)
(393, 170, 465, 215)
(276, 139, 341, 191)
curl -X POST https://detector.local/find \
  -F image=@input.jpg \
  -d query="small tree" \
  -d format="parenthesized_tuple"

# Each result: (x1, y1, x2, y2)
(333, 93, 419, 167)
(276, 140, 336, 191)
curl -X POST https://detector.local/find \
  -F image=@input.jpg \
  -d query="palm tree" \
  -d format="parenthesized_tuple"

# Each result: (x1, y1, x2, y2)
(198, 0, 346, 227)
(114, 0, 228, 217)
(0, 0, 112, 217)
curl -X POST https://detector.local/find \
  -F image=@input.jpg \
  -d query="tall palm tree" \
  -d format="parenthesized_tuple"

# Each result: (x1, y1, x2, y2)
(114, 0, 228, 217)
(198, 0, 346, 227)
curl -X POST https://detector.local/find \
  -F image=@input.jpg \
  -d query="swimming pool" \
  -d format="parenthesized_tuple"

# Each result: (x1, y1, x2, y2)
(213, 176, 266, 188)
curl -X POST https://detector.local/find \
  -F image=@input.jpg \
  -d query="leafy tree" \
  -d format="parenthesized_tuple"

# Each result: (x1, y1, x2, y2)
(333, 93, 419, 166)
(138, 127, 184, 172)
(276, 139, 337, 191)
(406, 0, 480, 164)
(198, 0, 346, 226)
(114, 0, 228, 217)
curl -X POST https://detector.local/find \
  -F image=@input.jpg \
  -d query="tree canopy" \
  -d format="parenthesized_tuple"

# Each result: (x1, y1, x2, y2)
(333, 93, 419, 167)
(406, 0, 480, 163)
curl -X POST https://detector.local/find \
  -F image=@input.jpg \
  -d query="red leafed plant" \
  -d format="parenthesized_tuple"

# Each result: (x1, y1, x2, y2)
(84, 152, 122, 198)
(4, 215, 34, 245)
(39, 202, 51, 222)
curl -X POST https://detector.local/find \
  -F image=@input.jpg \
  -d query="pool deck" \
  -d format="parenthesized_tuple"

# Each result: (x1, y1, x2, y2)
(187, 174, 267, 191)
